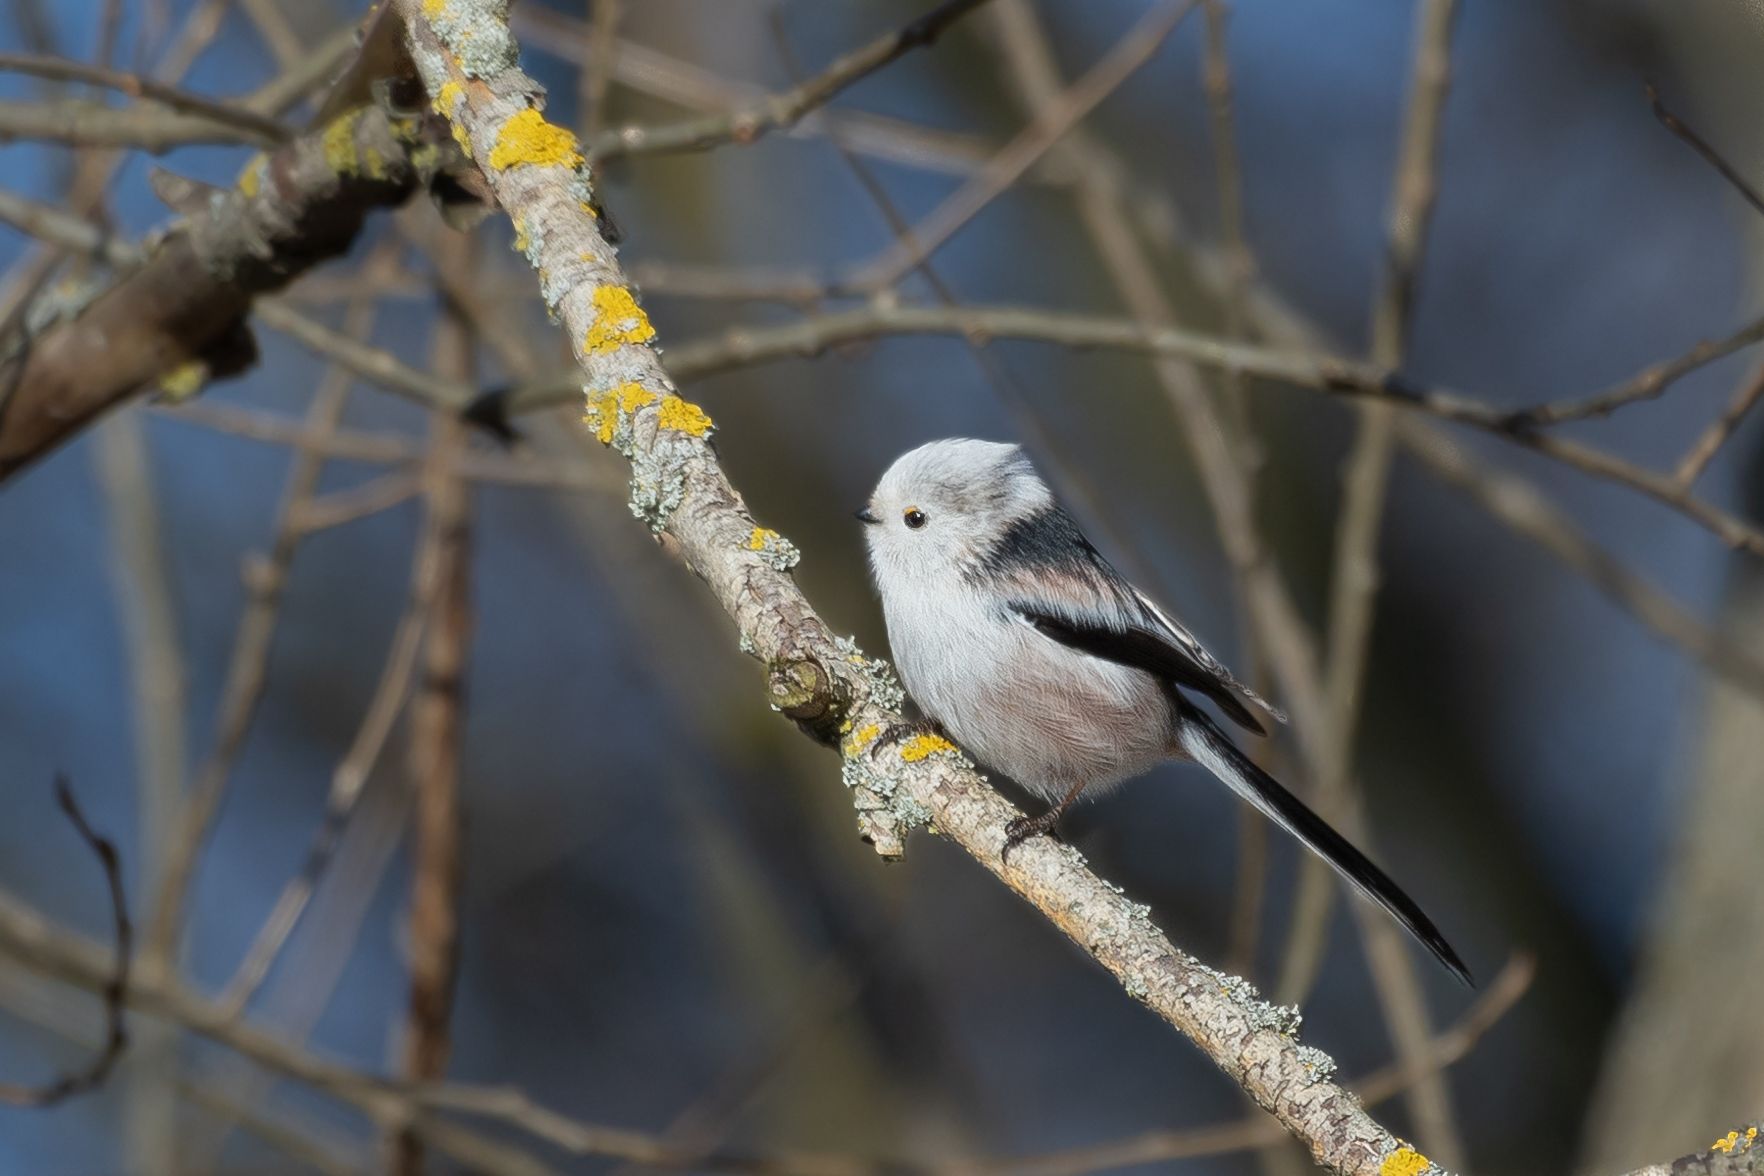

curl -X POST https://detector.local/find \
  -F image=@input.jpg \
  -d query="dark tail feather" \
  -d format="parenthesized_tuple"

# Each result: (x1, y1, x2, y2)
(1175, 703, 1474, 987)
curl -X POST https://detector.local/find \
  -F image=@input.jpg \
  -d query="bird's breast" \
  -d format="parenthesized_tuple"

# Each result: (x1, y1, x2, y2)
(881, 585, 1174, 798)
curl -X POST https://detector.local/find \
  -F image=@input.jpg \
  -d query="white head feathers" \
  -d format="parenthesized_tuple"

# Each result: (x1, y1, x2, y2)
(860, 438, 1054, 585)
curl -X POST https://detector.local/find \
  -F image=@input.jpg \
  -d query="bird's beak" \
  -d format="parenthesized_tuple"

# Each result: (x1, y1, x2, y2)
(854, 506, 880, 525)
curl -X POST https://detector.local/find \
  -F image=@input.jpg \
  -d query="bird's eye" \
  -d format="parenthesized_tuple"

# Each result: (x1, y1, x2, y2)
(903, 507, 927, 530)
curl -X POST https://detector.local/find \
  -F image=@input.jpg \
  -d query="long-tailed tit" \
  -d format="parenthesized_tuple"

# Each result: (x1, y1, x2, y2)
(858, 438, 1471, 985)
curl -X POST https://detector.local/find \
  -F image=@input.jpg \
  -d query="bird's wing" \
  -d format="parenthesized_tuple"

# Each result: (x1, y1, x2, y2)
(1009, 597, 1273, 734)
(981, 505, 1283, 734)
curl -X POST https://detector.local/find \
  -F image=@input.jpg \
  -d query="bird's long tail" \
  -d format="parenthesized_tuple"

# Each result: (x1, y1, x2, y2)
(1174, 702, 1473, 986)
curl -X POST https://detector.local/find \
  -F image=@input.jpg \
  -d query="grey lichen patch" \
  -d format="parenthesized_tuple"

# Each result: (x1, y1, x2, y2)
(513, 212, 546, 271)
(746, 528, 801, 571)
(840, 749, 920, 860)
(831, 635, 905, 712)
(423, 0, 518, 78)
(627, 426, 693, 532)
(1191, 961, 1303, 1037)
(1293, 1044, 1337, 1084)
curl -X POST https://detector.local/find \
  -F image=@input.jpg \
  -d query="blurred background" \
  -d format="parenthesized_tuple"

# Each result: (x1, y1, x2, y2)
(3, 0, 1763, 1172)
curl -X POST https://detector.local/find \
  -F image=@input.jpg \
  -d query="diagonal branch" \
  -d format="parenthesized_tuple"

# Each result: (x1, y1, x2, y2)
(589, 0, 995, 161)
(394, 2, 1449, 1171)
(0, 100, 463, 481)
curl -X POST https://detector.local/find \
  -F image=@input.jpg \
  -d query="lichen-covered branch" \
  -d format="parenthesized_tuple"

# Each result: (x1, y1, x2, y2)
(1619, 1126, 1764, 1176)
(394, 2, 1441, 1171)
(0, 99, 464, 481)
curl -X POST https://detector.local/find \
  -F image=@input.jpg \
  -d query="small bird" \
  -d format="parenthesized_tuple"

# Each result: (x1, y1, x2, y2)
(859, 438, 1471, 985)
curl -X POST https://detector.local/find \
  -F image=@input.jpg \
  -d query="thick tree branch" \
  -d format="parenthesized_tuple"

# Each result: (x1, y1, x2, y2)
(394, 2, 1450, 1171)
(0, 100, 463, 481)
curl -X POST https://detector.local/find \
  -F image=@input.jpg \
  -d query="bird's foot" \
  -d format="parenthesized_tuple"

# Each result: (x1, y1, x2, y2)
(875, 716, 947, 751)
(1001, 810, 1064, 862)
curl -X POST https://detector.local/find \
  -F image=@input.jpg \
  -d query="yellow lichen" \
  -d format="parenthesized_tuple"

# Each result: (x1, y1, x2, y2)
(899, 733, 957, 762)
(321, 108, 362, 175)
(1380, 1147, 1430, 1176)
(448, 118, 473, 158)
(583, 285, 655, 355)
(748, 527, 779, 550)
(421, 0, 445, 17)
(842, 723, 882, 757)
(156, 360, 207, 402)
(583, 382, 657, 444)
(512, 218, 530, 255)
(487, 107, 583, 171)
(359, 144, 387, 181)
(657, 395, 713, 437)
(435, 79, 464, 117)
(1712, 1128, 1759, 1155)
(236, 153, 266, 198)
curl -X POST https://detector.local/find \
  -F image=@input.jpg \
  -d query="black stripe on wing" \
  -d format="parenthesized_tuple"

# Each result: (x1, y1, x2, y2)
(1010, 602, 1269, 736)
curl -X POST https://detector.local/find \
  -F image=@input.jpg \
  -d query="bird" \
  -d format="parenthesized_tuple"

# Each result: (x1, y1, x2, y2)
(857, 437, 1472, 986)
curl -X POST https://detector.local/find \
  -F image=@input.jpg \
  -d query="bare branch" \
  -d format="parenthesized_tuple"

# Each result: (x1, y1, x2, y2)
(0, 51, 290, 140)
(391, 240, 477, 1176)
(0, 778, 130, 1108)
(841, 0, 1201, 294)
(1646, 83, 1764, 220)
(591, 0, 995, 161)
(0, 94, 281, 150)
(1676, 356, 1764, 486)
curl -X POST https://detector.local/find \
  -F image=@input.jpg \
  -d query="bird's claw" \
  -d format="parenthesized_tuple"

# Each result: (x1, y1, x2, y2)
(875, 717, 946, 752)
(1001, 812, 1062, 862)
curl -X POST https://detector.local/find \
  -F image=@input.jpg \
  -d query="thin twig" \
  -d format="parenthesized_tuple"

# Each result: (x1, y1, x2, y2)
(1398, 417, 1764, 698)
(841, 0, 1202, 294)
(1646, 82, 1764, 219)
(0, 52, 290, 140)
(589, 0, 995, 160)
(1676, 355, 1764, 486)
(1496, 313, 1764, 428)
(515, 1, 1068, 184)
(213, 493, 454, 1016)
(0, 778, 130, 1107)
(291, 470, 424, 534)
(579, 0, 621, 140)
(240, 21, 363, 118)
